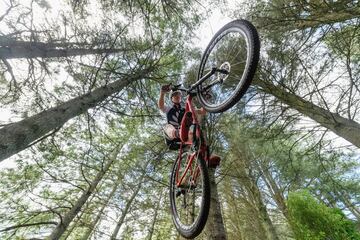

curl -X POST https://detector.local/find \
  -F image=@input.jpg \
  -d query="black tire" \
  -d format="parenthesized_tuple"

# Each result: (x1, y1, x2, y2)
(169, 150, 210, 239)
(197, 19, 260, 113)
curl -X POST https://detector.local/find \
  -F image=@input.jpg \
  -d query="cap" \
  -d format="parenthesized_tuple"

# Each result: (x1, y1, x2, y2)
(170, 90, 181, 98)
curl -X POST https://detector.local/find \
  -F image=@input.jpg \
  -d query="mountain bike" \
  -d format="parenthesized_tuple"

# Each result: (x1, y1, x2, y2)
(169, 19, 260, 239)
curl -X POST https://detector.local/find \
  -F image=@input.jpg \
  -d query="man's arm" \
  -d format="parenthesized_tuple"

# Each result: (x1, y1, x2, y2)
(158, 84, 170, 112)
(158, 91, 166, 112)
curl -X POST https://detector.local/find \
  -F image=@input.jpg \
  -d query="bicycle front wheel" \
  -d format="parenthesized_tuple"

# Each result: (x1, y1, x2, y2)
(197, 19, 260, 113)
(169, 150, 210, 239)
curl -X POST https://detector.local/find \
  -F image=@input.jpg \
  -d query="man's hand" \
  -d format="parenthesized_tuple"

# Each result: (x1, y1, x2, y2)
(159, 84, 170, 111)
(161, 84, 171, 93)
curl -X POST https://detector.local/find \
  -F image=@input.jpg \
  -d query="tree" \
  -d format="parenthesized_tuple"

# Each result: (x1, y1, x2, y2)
(110, 164, 147, 240)
(78, 178, 120, 240)
(224, 0, 360, 150)
(251, 0, 360, 30)
(0, 34, 131, 59)
(204, 167, 227, 240)
(0, 0, 202, 162)
(48, 144, 123, 240)
(0, 64, 153, 162)
(253, 77, 360, 148)
(287, 190, 360, 240)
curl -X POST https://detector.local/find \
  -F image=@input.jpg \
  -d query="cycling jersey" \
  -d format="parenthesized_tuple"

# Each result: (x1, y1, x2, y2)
(162, 103, 185, 128)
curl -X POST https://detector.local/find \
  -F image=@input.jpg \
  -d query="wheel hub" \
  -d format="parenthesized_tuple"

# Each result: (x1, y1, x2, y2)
(218, 61, 231, 82)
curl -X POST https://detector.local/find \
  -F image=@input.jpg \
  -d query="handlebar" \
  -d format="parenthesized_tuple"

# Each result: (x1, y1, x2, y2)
(168, 66, 229, 95)
(171, 84, 189, 93)
(171, 84, 182, 91)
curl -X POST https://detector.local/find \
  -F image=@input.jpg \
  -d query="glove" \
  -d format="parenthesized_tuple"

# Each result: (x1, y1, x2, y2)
(161, 84, 171, 92)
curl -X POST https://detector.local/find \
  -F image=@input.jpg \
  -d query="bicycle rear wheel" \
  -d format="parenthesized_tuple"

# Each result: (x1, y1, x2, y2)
(197, 19, 260, 113)
(169, 150, 210, 239)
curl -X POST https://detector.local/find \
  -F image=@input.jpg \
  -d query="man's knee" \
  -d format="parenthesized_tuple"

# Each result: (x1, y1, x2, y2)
(164, 124, 178, 140)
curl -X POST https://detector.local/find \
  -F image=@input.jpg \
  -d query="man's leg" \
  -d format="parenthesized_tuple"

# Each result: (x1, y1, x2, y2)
(163, 124, 178, 140)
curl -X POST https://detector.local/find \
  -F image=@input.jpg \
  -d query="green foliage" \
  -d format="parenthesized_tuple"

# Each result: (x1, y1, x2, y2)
(1, 0, 360, 239)
(324, 24, 360, 62)
(287, 190, 360, 240)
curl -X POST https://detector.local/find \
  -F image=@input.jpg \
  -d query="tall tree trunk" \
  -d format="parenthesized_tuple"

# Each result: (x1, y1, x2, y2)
(0, 38, 125, 59)
(294, 10, 360, 29)
(258, 163, 289, 221)
(80, 180, 120, 240)
(205, 167, 227, 240)
(0, 38, 88, 48)
(62, 194, 96, 240)
(251, 183, 280, 240)
(0, 67, 151, 162)
(257, 1, 360, 30)
(234, 151, 280, 240)
(48, 146, 122, 240)
(335, 190, 360, 220)
(110, 172, 146, 240)
(243, 172, 279, 240)
(254, 78, 360, 148)
(0, 45, 124, 59)
(147, 191, 163, 240)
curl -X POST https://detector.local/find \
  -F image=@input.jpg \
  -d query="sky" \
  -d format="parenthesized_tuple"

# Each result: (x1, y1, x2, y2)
(0, 1, 233, 168)
(0, 0, 359, 235)
(0, 0, 233, 122)
(0, 0, 358, 168)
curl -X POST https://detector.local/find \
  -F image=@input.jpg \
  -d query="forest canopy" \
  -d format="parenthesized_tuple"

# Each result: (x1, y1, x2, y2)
(0, 0, 359, 239)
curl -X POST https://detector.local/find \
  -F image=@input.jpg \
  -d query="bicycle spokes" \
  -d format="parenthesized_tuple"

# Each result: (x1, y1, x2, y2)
(197, 20, 260, 113)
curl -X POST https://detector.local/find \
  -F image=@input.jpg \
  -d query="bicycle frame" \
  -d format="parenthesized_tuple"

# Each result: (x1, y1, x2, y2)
(171, 66, 226, 188)
(175, 94, 209, 188)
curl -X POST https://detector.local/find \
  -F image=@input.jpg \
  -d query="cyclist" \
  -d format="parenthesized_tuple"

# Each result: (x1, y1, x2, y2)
(158, 84, 206, 143)
(158, 84, 221, 166)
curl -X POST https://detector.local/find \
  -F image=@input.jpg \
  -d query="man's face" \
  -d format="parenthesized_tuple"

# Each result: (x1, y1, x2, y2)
(171, 92, 182, 104)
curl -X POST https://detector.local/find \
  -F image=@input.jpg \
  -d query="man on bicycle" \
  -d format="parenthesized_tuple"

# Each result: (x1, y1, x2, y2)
(158, 84, 221, 166)
(158, 84, 206, 142)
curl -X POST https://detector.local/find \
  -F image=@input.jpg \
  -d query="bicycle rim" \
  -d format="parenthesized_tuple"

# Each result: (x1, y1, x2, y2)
(169, 150, 210, 239)
(198, 20, 260, 113)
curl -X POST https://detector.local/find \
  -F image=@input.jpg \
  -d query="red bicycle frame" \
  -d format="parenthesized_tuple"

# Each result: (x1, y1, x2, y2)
(175, 94, 209, 187)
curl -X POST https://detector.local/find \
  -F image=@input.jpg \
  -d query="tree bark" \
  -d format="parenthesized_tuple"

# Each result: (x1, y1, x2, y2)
(242, 171, 279, 240)
(0, 39, 125, 59)
(335, 190, 360, 220)
(258, 163, 289, 221)
(254, 78, 360, 148)
(110, 173, 146, 240)
(48, 146, 122, 240)
(63, 194, 95, 240)
(80, 181, 120, 240)
(259, 1, 360, 30)
(205, 167, 227, 240)
(147, 191, 163, 240)
(0, 68, 150, 162)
